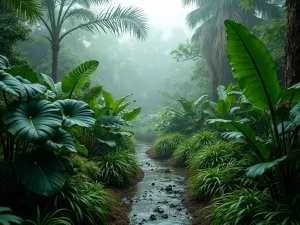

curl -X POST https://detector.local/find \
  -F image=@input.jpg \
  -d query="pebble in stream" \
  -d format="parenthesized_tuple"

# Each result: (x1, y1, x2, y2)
(122, 143, 192, 225)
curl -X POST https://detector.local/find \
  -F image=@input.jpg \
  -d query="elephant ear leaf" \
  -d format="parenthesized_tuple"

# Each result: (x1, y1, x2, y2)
(54, 99, 95, 127)
(43, 128, 76, 152)
(0, 55, 10, 69)
(15, 149, 66, 196)
(5, 65, 39, 83)
(0, 70, 25, 97)
(3, 100, 62, 143)
(15, 76, 47, 99)
(62, 60, 99, 98)
(225, 20, 280, 110)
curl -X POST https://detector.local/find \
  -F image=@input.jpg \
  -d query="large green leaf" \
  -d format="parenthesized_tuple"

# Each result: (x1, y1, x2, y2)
(39, 73, 56, 92)
(246, 156, 286, 179)
(43, 128, 76, 152)
(113, 100, 136, 116)
(0, 55, 10, 69)
(3, 100, 62, 143)
(217, 85, 227, 100)
(207, 119, 270, 158)
(15, 150, 66, 196)
(15, 76, 47, 99)
(0, 207, 23, 225)
(102, 90, 114, 106)
(122, 107, 141, 121)
(110, 94, 132, 116)
(5, 65, 39, 83)
(62, 60, 99, 98)
(290, 103, 300, 127)
(225, 20, 280, 110)
(98, 139, 116, 147)
(54, 100, 95, 128)
(99, 115, 126, 129)
(279, 83, 300, 105)
(193, 95, 208, 107)
(0, 70, 25, 97)
(95, 107, 109, 120)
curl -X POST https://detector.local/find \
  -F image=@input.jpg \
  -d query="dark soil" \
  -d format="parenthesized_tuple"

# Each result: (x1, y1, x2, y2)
(182, 193, 211, 225)
(108, 168, 144, 225)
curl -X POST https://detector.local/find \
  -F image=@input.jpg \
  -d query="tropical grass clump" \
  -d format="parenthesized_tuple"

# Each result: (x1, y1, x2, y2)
(172, 130, 219, 166)
(70, 155, 100, 180)
(96, 151, 138, 186)
(188, 141, 243, 169)
(187, 166, 240, 201)
(115, 135, 136, 153)
(211, 189, 300, 225)
(51, 174, 114, 225)
(152, 133, 185, 159)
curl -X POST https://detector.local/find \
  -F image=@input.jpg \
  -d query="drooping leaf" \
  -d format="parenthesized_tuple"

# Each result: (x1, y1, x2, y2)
(0, 70, 25, 97)
(62, 60, 99, 98)
(216, 99, 229, 119)
(54, 100, 95, 128)
(0, 207, 23, 225)
(193, 95, 208, 107)
(98, 139, 116, 147)
(39, 73, 56, 92)
(290, 103, 300, 127)
(0, 55, 10, 69)
(43, 128, 76, 152)
(225, 20, 280, 110)
(15, 76, 47, 99)
(54, 82, 68, 99)
(279, 83, 300, 105)
(5, 65, 39, 83)
(102, 90, 114, 106)
(15, 150, 66, 196)
(222, 132, 244, 141)
(3, 100, 62, 143)
(177, 97, 194, 115)
(122, 107, 141, 121)
(207, 119, 270, 158)
(76, 143, 89, 156)
(246, 156, 287, 179)
(99, 116, 126, 129)
(112, 131, 133, 137)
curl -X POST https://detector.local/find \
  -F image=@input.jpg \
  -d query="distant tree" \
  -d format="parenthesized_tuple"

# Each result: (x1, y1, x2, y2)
(241, 0, 300, 87)
(0, 1, 31, 65)
(37, 0, 149, 82)
(182, 0, 281, 99)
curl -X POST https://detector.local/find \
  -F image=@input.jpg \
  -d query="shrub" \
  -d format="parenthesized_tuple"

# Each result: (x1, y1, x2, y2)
(211, 189, 269, 225)
(96, 151, 138, 186)
(187, 166, 240, 201)
(152, 133, 185, 159)
(115, 135, 136, 153)
(172, 130, 219, 166)
(51, 175, 113, 225)
(70, 155, 99, 180)
(188, 141, 243, 169)
(211, 189, 300, 225)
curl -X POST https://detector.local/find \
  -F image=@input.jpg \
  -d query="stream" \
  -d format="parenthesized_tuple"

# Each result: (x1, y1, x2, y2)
(122, 142, 192, 225)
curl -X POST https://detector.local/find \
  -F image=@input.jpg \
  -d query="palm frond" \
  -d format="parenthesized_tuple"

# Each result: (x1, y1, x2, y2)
(2, 0, 43, 21)
(60, 5, 148, 41)
(255, 2, 281, 19)
(65, 8, 96, 23)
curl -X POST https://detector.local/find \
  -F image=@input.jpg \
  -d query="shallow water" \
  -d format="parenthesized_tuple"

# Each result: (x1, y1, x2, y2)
(122, 142, 192, 225)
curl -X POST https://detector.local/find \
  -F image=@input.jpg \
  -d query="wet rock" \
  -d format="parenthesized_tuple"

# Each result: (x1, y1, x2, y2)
(154, 206, 164, 213)
(162, 214, 169, 219)
(129, 199, 134, 203)
(166, 185, 173, 192)
(164, 169, 171, 173)
(133, 214, 137, 217)
(149, 215, 157, 220)
(151, 183, 155, 186)
(177, 207, 182, 211)
(170, 204, 176, 208)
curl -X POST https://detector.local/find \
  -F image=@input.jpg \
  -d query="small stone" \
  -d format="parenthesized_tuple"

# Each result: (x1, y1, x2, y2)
(166, 185, 173, 192)
(149, 215, 157, 220)
(162, 214, 168, 219)
(133, 214, 137, 217)
(170, 204, 176, 208)
(151, 183, 155, 186)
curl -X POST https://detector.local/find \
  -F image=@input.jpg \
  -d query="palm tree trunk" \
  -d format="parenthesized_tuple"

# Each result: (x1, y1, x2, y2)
(284, 0, 300, 87)
(51, 40, 60, 82)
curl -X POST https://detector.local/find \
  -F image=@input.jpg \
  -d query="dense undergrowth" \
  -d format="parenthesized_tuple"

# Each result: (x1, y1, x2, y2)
(145, 20, 300, 224)
(0, 56, 140, 224)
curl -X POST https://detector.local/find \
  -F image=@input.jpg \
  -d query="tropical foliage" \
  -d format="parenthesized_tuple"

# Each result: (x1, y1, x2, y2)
(152, 133, 185, 158)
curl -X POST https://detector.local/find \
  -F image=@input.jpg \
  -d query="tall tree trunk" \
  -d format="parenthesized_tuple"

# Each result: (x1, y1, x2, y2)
(51, 40, 60, 82)
(284, 0, 300, 87)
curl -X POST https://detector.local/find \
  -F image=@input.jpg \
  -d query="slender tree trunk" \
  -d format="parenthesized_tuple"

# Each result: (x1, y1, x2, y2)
(51, 39, 60, 82)
(212, 73, 218, 101)
(284, 0, 300, 87)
